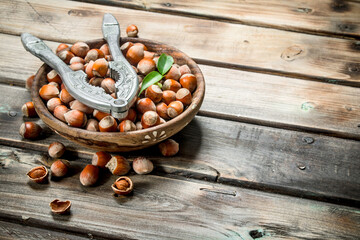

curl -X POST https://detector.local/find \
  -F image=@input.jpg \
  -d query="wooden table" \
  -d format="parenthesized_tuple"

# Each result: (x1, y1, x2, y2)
(0, 0, 359, 239)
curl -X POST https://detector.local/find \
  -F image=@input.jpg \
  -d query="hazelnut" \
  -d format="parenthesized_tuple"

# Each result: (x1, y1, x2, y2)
(136, 98, 156, 114)
(48, 141, 66, 158)
(126, 24, 138, 37)
(48, 82, 60, 91)
(21, 101, 37, 117)
(120, 42, 134, 55)
(119, 120, 136, 132)
(85, 49, 105, 63)
(92, 58, 108, 77)
(47, 97, 62, 112)
(176, 88, 192, 106)
(145, 85, 163, 103)
(141, 111, 160, 129)
(134, 43, 147, 51)
(80, 164, 99, 186)
(162, 79, 181, 93)
(85, 118, 99, 132)
(144, 51, 157, 59)
(167, 101, 183, 118)
(47, 70, 62, 84)
(92, 151, 112, 168)
(99, 116, 118, 132)
(19, 122, 42, 139)
(26, 75, 35, 90)
(162, 90, 176, 105)
(57, 50, 75, 64)
(64, 110, 87, 128)
(135, 121, 142, 130)
(126, 45, 144, 65)
(105, 156, 130, 175)
(100, 43, 110, 55)
(85, 60, 95, 78)
(93, 109, 110, 121)
(101, 77, 116, 94)
(56, 43, 69, 53)
(89, 77, 103, 87)
(156, 102, 169, 120)
(69, 100, 94, 114)
(39, 84, 60, 101)
(112, 176, 133, 195)
(53, 105, 69, 122)
(120, 108, 137, 122)
(27, 166, 48, 183)
(180, 74, 197, 93)
(50, 159, 70, 177)
(164, 65, 181, 81)
(179, 65, 191, 76)
(159, 139, 179, 156)
(59, 89, 75, 105)
(69, 62, 85, 71)
(137, 58, 156, 75)
(69, 56, 85, 65)
(70, 42, 90, 58)
(50, 199, 71, 214)
(132, 157, 153, 174)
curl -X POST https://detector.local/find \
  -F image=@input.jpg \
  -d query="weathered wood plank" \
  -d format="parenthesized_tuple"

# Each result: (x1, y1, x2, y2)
(0, 146, 359, 240)
(2, 33, 360, 139)
(1, 85, 359, 204)
(1, 0, 360, 85)
(0, 220, 90, 240)
(76, 0, 360, 38)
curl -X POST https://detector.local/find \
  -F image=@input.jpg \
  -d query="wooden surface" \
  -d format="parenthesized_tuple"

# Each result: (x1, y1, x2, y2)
(1, 0, 360, 86)
(1, 33, 360, 140)
(0, 0, 359, 239)
(1, 146, 359, 239)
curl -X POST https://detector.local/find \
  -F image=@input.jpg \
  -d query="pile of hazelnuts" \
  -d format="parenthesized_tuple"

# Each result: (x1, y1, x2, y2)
(21, 25, 189, 210)
(30, 24, 197, 133)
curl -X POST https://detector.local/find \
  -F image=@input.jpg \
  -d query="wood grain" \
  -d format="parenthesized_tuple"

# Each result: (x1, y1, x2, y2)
(2, 33, 360, 140)
(0, 146, 359, 239)
(0, 220, 90, 240)
(76, 0, 360, 38)
(1, 85, 359, 204)
(1, 0, 360, 85)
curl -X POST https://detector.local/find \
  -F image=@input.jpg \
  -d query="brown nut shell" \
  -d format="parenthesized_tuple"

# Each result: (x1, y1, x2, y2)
(27, 166, 48, 183)
(132, 157, 154, 175)
(80, 164, 99, 186)
(48, 141, 66, 159)
(112, 176, 133, 195)
(105, 156, 130, 175)
(92, 151, 112, 168)
(50, 159, 70, 177)
(50, 199, 71, 214)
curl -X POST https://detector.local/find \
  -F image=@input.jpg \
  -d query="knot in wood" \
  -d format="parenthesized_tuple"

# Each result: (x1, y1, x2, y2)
(281, 45, 304, 61)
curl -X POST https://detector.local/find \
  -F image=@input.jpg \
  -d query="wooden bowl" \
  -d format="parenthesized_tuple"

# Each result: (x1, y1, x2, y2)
(31, 37, 205, 152)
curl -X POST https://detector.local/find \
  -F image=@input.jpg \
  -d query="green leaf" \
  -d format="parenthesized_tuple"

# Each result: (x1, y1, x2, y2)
(138, 71, 163, 96)
(157, 53, 174, 75)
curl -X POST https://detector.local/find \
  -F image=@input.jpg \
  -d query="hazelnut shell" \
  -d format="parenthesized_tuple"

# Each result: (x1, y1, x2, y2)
(50, 199, 71, 214)
(111, 176, 133, 195)
(27, 166, 48, 183)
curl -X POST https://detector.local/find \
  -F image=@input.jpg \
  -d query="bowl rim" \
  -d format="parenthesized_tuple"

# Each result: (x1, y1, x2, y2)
(31, 37, 205, 141)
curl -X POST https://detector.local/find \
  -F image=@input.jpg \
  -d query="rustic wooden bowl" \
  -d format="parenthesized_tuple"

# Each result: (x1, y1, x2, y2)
(31, 37, 205, 152)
